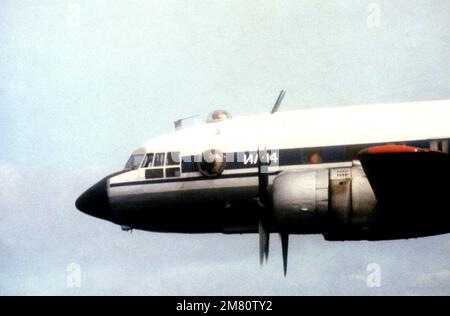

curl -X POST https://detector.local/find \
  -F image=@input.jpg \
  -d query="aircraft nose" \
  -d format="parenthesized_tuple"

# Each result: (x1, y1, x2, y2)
(75, 177, 110, 219)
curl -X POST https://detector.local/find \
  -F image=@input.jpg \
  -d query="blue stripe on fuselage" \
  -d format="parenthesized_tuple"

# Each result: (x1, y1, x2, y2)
(180, 139, 431, 173)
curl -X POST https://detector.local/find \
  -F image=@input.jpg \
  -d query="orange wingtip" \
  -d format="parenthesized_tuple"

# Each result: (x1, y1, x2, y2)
(359, 145, 426, 155)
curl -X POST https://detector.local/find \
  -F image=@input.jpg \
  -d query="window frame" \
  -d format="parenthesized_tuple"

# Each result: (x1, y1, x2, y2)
(142, 151, 181, 179)
(153, 152, 166, 167)
(141, 153, 155, 168)
(124, 154, 144, 170)
(166, 151, 181, 166)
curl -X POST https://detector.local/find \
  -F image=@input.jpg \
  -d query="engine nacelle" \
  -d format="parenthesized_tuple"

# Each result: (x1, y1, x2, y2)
(272, 163, 377, 234)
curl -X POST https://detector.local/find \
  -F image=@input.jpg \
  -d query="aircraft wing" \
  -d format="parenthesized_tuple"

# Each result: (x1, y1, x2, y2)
(358, 145, 450, 211)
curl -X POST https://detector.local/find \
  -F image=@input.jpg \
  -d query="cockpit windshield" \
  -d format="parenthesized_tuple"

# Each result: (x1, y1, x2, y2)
(124, 154, 144, 170)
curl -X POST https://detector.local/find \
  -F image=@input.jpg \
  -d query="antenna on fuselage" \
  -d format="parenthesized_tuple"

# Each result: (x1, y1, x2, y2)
(270, 90, 286, 114)
(174, 115, 200, 130)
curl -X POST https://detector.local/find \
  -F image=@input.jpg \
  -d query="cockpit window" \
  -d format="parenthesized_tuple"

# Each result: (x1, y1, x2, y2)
(142, 153, 154, 168)
(124, 154, 144, 170)
(166, 151, 180, 166)
(153, 153, 165, 167)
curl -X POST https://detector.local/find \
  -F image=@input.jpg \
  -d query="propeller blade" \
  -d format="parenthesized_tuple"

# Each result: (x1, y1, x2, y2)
(259, 220, 270, 265)
(257, 147, 270, 266)
(280, 233, 289, 277)
(270, 90, 286, 114)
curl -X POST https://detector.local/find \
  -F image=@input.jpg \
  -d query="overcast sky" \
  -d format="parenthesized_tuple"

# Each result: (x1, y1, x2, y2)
(1, 0, 450, 295)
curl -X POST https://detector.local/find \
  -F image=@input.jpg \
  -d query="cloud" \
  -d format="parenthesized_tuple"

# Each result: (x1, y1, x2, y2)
(414, 270, 450, 288)
(348, 274, 366, 283)
(0, 160, 23, 218)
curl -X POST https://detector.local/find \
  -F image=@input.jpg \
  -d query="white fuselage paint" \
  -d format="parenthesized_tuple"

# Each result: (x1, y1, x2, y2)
(109, 99, 450, 199)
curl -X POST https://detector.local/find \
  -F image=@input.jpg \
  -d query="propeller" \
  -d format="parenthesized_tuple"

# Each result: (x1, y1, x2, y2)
(270, 90, 286, 114)
(257, 147, 270, 265)
(280, 232, 289, 277)
(256, 91, 290, 276)
(257, 147, 290, 276)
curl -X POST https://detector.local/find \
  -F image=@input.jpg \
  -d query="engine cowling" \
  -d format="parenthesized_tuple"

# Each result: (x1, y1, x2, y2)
(272, 163, 377, 235)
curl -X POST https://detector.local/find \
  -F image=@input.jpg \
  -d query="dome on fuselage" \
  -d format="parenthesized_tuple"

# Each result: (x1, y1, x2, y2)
(206, 110, 232, 123)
